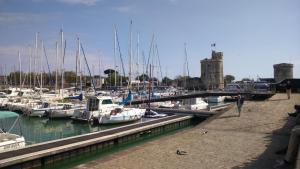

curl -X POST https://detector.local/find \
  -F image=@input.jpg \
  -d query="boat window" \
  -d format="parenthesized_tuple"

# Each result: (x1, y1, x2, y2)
(88, 98, 99, 111)
(42, 102, 49, 108)
(63, 104, 71, 110)
(102, 99, 113, 105)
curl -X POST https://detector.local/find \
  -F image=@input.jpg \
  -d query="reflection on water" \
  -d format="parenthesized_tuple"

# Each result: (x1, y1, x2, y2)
(1, 111, 144, 145)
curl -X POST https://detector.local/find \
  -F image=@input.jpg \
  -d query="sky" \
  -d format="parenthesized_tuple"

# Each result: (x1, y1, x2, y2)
(0, 0, 299, 81)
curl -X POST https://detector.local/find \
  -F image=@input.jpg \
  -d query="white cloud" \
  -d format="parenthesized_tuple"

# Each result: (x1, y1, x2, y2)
(56, 0, 99, 6)
(113, 5, 135, 13)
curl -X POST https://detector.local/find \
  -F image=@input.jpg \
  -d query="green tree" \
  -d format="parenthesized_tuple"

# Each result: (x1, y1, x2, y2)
(224, 75, 235, 84)
(241, 78, 251, 82)
(64, 71, 76, 84)
(136, 74, 149, 81)
(162, 76, 172, 86)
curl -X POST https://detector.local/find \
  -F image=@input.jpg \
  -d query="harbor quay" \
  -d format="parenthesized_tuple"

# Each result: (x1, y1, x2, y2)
(73, 93, 299, 169)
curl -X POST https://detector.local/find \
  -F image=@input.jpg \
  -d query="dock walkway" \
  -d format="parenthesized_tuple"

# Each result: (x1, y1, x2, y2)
(75, 93, 299, 169)
(0, 115, 193, 168)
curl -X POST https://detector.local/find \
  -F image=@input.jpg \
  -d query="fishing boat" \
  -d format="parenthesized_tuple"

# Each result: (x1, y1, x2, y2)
(0, 111, 25, 152)
(97, 107, 145, 124)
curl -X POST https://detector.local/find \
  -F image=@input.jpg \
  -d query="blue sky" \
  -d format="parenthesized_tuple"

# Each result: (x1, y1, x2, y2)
(0, 0, 299, 80)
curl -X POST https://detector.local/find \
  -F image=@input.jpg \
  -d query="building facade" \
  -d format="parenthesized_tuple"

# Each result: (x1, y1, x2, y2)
(273, 63, 293, 82)
(200, 50, 224, 90)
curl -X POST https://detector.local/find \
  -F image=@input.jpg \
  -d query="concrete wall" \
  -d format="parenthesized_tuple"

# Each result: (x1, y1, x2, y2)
(273, 63, 293, 82)
(200, 50, 224, 90)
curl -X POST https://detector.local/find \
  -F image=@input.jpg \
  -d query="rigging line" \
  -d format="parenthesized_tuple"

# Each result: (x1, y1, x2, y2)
(155, 44, 163, 80)
(115, 26, 126, 77)
(43, 44, 53, 84)
(80, 43, 96, 93)
(146, 34, 155, 75)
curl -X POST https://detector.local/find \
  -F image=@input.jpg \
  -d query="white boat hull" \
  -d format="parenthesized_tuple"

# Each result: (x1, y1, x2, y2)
(98, 108, 145, 124)
(0, 133, 25, 152)
(207, 96, 225, 103)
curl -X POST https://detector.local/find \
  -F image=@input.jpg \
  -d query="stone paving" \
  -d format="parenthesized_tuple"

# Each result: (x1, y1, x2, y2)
(74, 94, 299, 169)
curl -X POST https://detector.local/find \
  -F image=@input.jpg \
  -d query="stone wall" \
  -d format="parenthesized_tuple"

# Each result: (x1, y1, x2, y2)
(273, 63, 293, 82)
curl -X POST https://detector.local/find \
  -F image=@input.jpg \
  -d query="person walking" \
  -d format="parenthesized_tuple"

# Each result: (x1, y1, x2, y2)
(286, 81, 292, 99)
(236, 95, 244, 117)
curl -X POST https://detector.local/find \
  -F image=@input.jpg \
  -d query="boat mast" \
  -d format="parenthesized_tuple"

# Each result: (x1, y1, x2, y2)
(76, 37, 81, 90)
(34, 32, 38, 89)
(29, 46, 32, 89)
(114, 27, 117, 88)
(40, 41, 43, 94)
(98, 56, 101, 89)
(55, 42, 58, 94)
(128, 20, 132, 88)
(136, 32, 140, 90)
(18, 51, 21, 90)
(77, 38, 82, 92)
(60, 29, 64, 96)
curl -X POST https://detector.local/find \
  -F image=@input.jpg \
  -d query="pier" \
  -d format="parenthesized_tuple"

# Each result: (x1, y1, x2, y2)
(126, 91, 275, 105)
(74, 93, 299, 169)
(0, 114, 204, 169)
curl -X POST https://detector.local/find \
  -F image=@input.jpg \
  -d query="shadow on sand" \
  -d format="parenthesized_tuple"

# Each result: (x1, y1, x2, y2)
(231, 115, 296, 169)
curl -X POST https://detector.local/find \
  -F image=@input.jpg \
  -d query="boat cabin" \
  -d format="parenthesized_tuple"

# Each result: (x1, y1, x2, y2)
(87, 96, 119, 112)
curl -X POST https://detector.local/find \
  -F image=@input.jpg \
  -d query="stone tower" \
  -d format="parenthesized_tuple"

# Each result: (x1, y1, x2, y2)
(273, 63, 293, 82)
(200, 50, 224, 90)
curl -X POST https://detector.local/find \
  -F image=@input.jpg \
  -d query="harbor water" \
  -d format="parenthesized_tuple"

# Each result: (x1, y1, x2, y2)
(0, 110, 146, 145)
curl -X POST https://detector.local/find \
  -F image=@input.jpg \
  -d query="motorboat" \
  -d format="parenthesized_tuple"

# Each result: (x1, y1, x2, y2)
(72, 96, 121, 122)
(47, 104, 85, 118)
(97, 107, 146, 124)
(0, 111, 25, 152)
(143, 109, 167, 118)
(150, 101, 175, 108)
(0, 95, 9, 109)
(207, 96, 225, 103)
(182, 98, 208, 110)
(25, 102, 66, 117)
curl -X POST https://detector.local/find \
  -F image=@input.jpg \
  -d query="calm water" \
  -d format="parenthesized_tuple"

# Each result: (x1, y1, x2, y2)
(0, 102, 227, 145)
(0, 111, 145, 145)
